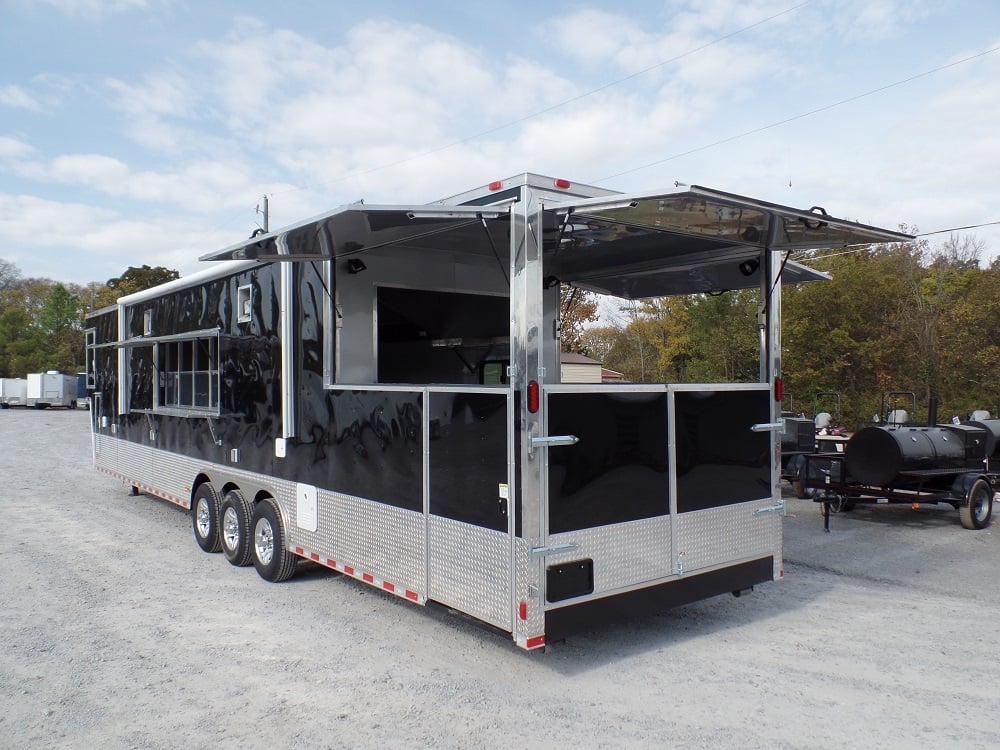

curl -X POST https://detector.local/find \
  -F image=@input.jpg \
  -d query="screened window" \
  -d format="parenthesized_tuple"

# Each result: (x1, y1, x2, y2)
(158, 337, 219, 412)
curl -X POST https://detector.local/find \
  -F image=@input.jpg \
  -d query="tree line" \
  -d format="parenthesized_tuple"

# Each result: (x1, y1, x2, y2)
(565, 234, 999, 430)
(4, 236, 996, 431)
(0, 261, 178, 378)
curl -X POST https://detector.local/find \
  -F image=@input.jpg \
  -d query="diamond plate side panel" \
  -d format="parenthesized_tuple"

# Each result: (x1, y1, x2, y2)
(94, 434, 118, 472)
(512, 538, 541, 646)
(152, 448, 202, 503)
(286, 490, 425, 596)
(547, 516, 672, 594)
(428, 516, 510, 631)
(115, 440, 155, 489)
(675, 499, 781, 575)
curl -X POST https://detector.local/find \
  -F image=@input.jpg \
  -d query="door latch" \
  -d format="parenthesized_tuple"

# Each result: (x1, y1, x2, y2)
(529, 434, 579, 449)
(753, 500, 785, 517)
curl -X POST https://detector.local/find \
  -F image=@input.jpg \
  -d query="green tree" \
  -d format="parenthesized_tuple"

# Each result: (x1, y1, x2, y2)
(685, 290, 758, 383)
(93, 265, 180, 309)
(559, 284, 599, 353)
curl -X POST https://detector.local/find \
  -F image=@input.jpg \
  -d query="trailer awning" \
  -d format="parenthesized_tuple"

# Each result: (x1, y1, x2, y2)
(199, 204, 512, 264)
(198, 181, 912, 298)
(540, 186, 911, 296)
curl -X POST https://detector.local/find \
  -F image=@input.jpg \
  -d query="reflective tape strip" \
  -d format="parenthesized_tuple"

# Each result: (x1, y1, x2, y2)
(95, 465, 189, 509)
(293, 545, 424, 604)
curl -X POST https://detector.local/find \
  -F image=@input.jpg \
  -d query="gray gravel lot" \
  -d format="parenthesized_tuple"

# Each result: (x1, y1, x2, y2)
(2, 408, 999, 749)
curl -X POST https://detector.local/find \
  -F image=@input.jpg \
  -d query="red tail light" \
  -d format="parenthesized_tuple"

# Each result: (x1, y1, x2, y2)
(774, 377, 783, 402)
(527, 380, 539, 413)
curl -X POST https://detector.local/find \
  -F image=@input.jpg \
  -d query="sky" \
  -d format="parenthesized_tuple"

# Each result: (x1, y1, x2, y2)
(2, 0, 999, 286)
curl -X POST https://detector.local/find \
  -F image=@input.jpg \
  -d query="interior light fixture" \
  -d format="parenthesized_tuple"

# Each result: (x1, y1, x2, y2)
(738, 258, 760, 277)
(347, 258, 367, 274)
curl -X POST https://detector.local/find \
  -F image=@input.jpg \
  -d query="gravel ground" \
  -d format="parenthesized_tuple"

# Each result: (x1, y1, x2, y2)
(2, 408, 999, 749)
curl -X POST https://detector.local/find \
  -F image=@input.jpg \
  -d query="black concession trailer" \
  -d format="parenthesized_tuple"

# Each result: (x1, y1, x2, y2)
(86, 173, 912, 649)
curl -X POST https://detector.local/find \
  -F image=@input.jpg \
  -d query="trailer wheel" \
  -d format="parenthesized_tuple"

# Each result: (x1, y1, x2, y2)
(792, 478, 813, 500)
(250, 498, 298, 583)
(959, 479, 993, 530)
(220, 489, 254, 566)
(191, 482, 222, 553)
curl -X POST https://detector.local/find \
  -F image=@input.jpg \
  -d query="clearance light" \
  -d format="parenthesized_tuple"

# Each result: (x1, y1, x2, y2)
(774, 377, 783, 402)
(553, 178, 571, 189)
(489, 180, 503, 191)
(527, 381, 539, 413)
(519, 601, 528, 620)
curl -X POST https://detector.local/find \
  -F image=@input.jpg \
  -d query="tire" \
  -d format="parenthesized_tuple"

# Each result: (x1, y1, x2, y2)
(250, 498, 298, 583)
(191, 482, 222, 553)
(959, 478, 993, 530)
(793, 478, 814, 500)
(220, 489, 254, 566)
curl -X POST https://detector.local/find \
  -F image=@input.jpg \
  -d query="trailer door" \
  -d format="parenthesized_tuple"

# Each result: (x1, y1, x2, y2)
(426, 387, 512, 630)
(543, 385, 673, 601)
(669, 384, 779, 576)
(541, 383, 777, 605)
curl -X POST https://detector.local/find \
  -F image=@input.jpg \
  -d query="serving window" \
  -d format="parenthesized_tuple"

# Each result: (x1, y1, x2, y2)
(158, 336, 219, 412)
(375, 287, 509, 385)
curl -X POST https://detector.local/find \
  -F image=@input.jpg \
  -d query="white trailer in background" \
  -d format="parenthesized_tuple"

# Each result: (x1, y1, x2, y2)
(27, 371, 79, 409)
(0, 378, 28, 408)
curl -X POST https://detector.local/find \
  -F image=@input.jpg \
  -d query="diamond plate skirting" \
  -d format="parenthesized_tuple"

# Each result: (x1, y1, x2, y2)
(547, 515, 673, 594)
(287, 488, 425, 598)
(674, 499, 781, 575)
(428, 515, 510, 630)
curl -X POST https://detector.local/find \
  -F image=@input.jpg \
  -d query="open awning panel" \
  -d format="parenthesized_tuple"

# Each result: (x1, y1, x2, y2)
(198, 180, 912, 299)
(199, 205, 511, 263)
(541, 185, 912, 297)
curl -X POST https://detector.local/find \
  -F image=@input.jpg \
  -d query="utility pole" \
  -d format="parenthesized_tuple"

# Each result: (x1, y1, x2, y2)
(261, 195, 269, 233)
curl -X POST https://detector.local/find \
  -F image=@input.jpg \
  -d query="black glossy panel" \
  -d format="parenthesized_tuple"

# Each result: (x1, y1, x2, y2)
(547, 392, 669, 533)
(286, 389, 424, 512)
(429, 391, 508, 531)
(675, 390, 770, 512)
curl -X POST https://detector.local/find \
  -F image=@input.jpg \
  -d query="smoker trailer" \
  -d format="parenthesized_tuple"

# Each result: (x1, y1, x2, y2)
(802, 420, 1000, 531)
(86, 174, 910, 649)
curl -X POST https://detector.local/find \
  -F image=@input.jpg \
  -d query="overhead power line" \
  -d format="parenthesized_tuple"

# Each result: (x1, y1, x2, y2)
(792, 219, 1000, 263)
(917, 221, 1000, 237)
(597, 45, 1000, 181)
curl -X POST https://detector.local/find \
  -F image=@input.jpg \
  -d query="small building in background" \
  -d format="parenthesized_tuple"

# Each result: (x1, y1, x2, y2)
(601, 367, 625, 383)
(560, 351, 625, 384)
(560, 351, 603, 383)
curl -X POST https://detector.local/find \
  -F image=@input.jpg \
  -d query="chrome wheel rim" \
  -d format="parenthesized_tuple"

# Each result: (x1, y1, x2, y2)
(222, 506, 240, 550)
(254, 517, 274, 565)
(195, 498, 212, 538)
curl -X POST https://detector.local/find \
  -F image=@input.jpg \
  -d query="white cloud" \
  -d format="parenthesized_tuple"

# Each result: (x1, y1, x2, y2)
(0, 85, 43, 112)
(32, 0, 153, 15)
(0, 191, 243, 282)
(0, 136, 36, 160)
